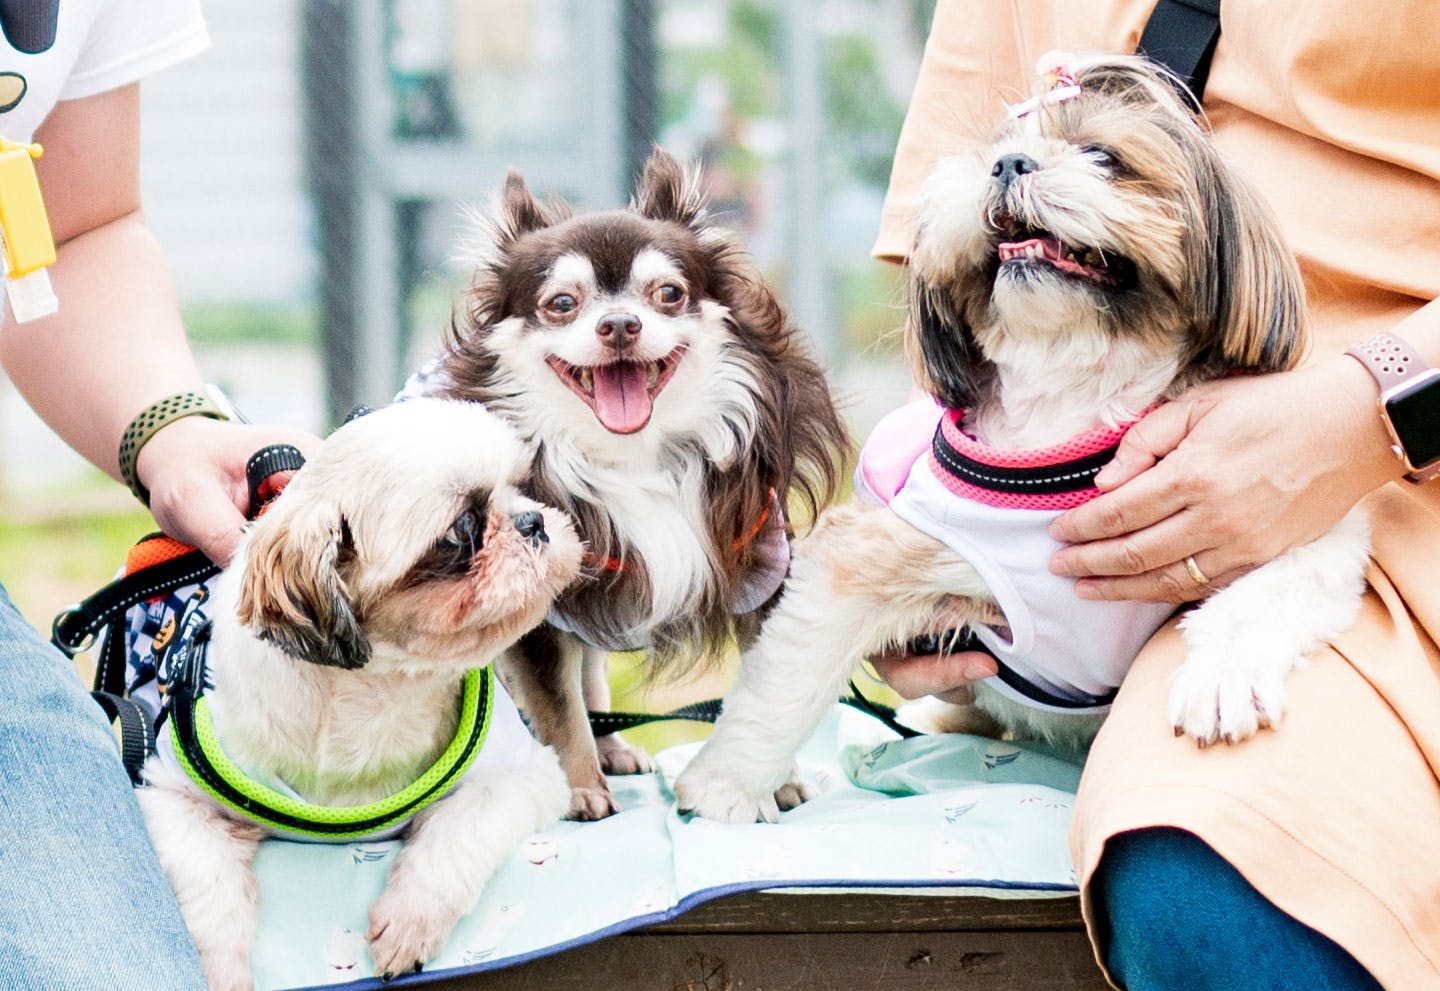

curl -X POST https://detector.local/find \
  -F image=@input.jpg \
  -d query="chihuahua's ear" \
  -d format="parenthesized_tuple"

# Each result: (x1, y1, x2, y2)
(632, 147, 708, 229)
(235, 505, 370, 670)
(496, 171, 551, 240)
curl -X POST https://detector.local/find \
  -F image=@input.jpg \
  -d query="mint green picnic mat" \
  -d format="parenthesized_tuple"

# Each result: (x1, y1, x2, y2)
(250, 705, 1085, 990)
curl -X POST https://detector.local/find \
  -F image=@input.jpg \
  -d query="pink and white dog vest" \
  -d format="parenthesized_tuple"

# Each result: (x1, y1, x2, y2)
(856, 400, 1176, 714)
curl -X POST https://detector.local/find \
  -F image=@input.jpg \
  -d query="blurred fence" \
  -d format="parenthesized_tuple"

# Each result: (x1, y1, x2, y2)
(2, 0, 935, 503)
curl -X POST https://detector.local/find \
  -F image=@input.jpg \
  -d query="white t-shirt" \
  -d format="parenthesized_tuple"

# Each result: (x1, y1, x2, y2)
(0, 0, 207, 142)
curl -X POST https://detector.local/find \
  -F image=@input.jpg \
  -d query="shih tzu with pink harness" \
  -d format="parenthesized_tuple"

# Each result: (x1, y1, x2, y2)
(674, 53, 1370, 823)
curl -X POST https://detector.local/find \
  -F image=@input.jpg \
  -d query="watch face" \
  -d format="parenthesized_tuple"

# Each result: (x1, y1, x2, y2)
(1385, 373, 1440, 470)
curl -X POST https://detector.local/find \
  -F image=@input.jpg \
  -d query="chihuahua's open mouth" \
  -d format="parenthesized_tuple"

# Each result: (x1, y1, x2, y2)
(996, 230, 1133, 288)
(546, 346, 686, 434)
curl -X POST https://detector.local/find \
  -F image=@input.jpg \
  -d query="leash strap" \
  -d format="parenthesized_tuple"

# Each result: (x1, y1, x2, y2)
(1137, 0, 1222, 103)
(51, 546, 219, 664)
(89, 690, 155, 785)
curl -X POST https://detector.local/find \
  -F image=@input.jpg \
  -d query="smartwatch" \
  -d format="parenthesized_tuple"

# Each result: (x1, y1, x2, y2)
(1345, 333, 1440, 484)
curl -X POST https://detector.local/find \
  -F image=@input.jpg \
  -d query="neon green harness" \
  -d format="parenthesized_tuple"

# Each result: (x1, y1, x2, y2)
(168, 665, 494, 840)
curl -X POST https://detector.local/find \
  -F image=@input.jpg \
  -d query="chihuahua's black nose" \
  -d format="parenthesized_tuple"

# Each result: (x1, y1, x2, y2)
(512, 510, 548, 543)
(596, 312, 642, 343)
(992, 153, 1039, 191)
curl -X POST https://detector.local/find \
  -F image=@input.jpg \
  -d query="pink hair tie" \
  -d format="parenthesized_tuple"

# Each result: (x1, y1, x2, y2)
(1008, 50, 1083, 119)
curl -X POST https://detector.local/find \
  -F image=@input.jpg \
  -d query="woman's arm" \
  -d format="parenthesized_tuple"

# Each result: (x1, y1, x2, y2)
(1048, 301, 1440, 602)
(0, 84, 316, 564)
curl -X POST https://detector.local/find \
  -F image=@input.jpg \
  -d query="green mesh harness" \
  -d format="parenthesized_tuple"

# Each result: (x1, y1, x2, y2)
(165, 625, 494, 839)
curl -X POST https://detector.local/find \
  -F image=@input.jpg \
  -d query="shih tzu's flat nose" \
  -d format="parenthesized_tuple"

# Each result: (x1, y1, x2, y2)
(992, 153, 1039, 190)
(596, 312, 642, 343)
(512, 510, 549, 543)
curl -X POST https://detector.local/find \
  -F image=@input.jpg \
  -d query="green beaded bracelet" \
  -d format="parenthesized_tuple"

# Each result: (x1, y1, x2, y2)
(118, 390, 231, 505)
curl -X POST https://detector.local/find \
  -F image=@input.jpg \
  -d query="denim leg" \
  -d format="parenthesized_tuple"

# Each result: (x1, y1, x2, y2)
(0, 582, 207, 991)
(1095, 827, 1382, 991)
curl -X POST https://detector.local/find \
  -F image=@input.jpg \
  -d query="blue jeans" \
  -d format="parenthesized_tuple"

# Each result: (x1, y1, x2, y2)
(0, 582, 206, 990)
(1095, 827, 1382, 991)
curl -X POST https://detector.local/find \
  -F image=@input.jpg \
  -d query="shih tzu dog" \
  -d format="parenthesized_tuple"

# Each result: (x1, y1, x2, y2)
(674, 54, 1370, 823)
(136, 399, 581, 990)
(405, 148, 846, 818)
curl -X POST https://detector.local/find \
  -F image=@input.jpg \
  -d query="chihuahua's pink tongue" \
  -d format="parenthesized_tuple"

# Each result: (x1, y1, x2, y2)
(591, 362, 653, 434)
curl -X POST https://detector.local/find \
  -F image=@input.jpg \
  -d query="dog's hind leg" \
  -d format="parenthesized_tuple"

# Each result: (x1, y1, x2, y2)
(673, 501, 992, 823)
(502, 626, 617, 820)
(367, 744, 570, 979)
(581, 641, 653, 775)
(137, 777, 264, 991)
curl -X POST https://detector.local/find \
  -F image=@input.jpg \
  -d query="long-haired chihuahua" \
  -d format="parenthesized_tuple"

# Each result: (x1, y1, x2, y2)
(407, 149, 847, 817)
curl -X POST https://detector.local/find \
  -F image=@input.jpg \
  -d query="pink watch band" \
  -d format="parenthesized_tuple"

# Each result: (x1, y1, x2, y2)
(1345, 333, 1440, 483)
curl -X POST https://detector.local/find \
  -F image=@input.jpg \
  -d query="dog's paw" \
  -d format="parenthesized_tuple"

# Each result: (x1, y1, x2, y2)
(674, 764, 782, 824)
(1168, 651, 1288, 746)
(568, 783, 619, 820)
(366, 887, 459, 980)
(596, 732, 652, 775)
(773, 766, 817, 812)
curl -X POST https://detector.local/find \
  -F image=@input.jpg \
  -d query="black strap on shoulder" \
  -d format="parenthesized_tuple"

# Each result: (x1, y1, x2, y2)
(89, 690, 154, 785)
(1137, 0, 1221, 104)
(52, 545, 219, 666)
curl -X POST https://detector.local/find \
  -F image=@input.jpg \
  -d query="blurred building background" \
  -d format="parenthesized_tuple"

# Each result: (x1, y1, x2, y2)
(1, 0, 935, 620)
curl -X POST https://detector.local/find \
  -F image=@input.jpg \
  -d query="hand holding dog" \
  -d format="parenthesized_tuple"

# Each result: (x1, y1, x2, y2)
(1048, 357, 1405, 603)
(138, 415, 320, 566)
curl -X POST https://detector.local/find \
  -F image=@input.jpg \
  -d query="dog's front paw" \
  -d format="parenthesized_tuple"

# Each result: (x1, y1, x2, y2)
(773, 766, 817, 812)
(674, 762, 783, 824)
(366, 887, 460, 980)
(596, 732, 652, 775)
(1168, 650, 1288, 747)
(568, 783, 619, 820)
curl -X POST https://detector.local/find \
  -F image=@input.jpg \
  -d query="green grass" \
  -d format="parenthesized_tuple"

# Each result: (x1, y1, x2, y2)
(182, 301, 319, 348)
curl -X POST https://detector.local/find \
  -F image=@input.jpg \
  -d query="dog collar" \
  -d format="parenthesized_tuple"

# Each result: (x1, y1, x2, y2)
(167, 647, 495, 839)
(928, 408, 1149, 511)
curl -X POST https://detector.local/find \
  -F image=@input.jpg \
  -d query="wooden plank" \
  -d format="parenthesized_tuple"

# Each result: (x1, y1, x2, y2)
(429, 931, 1107, 990)
(420, 892, 1104, 991)
(643, 890, 1086, 934)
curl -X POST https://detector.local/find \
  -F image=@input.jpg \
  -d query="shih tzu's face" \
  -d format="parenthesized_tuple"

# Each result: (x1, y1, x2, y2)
(235, 399, 582, 672)
(442, 149, 794, 467)
(908, 55, 1306, 409)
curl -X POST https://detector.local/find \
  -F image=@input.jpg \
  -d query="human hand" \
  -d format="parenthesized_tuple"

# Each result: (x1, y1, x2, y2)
(1048, 356, 1403, 603)
(869, 632, 999, 705)
(136, 416, 321, 566)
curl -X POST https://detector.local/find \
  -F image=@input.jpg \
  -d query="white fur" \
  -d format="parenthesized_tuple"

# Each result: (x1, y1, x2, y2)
(481, 297, 762, 640)
(136, 400, 576, 989)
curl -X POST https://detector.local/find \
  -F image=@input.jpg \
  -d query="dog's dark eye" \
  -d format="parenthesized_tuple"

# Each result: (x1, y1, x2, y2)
(652, 283, 686, 307)
(546, 293, 579, 315)
(443, 507, 483, 553)
(1082, 145, 1119, 170)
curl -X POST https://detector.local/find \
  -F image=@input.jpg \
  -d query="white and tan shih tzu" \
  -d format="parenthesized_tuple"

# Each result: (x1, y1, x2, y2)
(135, 398, 581, 990)
(404, 148, 846, 819)
(674, 54, 1371, 823)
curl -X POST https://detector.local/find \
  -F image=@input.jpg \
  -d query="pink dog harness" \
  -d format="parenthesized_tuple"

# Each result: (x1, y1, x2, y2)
(856, 400, 1176, 713)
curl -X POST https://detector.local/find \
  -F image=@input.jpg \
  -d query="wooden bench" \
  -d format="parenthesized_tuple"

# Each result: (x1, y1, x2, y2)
(435, 890, 1108, 990)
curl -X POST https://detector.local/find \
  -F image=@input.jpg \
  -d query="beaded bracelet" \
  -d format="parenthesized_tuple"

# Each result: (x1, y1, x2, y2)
(118, 390, 231, 505)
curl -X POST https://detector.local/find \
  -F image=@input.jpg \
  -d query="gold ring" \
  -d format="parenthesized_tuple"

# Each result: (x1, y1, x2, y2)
(1183, 555, 1210, 585)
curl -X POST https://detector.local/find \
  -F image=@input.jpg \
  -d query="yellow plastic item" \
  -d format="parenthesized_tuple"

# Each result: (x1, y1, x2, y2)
(0, 138, 55, 276)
